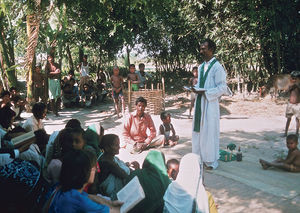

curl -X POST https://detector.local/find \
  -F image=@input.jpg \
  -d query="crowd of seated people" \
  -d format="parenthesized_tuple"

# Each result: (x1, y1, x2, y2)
(61, 75, 107, 109)
(0, 94, 220, 213)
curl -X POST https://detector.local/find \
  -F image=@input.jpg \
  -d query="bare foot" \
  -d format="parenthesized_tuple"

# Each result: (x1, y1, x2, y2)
(259, 159, 270, 170)
(169, 140, 177, 147)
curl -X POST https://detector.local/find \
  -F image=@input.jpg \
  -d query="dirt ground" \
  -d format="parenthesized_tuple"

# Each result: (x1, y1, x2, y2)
(36, 92, 300, 213)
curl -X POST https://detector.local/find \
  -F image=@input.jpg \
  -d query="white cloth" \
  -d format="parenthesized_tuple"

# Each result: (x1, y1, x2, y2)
(22, 115, 44, 132)
(80, 62, 89, 77)
(0, 149, 19, 167)
(45, 130, 60, 168)
(192, 59, 227, 169)
(19, 144, 44, 168)
(163, 153, 209, 213)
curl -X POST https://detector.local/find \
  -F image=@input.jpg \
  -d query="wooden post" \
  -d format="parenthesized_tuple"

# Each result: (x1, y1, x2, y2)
(162, 77, 165, 110)
(128, 80, 131, 112)
(151, 83, 154, 90)
(157, 83, 159, 90)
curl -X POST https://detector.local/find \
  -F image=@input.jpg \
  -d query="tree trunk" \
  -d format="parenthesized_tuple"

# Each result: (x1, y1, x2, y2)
(26, 13, 40, 103)
(0, 20, 17, 87)
(126, 46, 130, 67)
(66, 44, 74, 71)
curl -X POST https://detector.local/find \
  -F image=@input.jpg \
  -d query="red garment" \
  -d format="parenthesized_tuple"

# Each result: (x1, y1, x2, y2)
(123, 111, 156, 144)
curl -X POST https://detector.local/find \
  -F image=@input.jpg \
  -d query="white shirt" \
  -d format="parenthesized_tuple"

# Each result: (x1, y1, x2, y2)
(22, 115, 44, 132)
(204, 57, 216, 73)
(80, 62, 89, 77)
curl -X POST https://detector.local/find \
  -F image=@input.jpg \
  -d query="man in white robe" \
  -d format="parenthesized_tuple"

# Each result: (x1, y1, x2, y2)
(192, 39, 227, 169)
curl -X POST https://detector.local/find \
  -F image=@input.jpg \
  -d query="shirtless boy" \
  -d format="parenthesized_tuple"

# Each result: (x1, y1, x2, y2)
(259, 134, 300, 172)
(284, 71, 300, 136)
(127, 64, 140, 91)
(111, 66, 125, 117)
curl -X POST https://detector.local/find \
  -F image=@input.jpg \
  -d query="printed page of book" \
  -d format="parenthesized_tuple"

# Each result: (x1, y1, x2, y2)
(11, 131, 35, 147)
(117, 176, 145, 213)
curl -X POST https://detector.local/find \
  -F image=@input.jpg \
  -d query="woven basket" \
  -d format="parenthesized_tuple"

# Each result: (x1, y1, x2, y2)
(124, 79, 165, 115)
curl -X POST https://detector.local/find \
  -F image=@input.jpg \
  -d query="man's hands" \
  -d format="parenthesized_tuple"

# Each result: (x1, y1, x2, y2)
(191, 87, 205, 95)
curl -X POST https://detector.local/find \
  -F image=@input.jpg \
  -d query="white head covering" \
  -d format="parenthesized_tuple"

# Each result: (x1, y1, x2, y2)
(163, 153, 209, 213)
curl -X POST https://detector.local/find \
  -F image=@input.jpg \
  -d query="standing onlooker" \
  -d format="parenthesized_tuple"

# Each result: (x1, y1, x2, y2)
(79, 55, 90, 92)
(46, 55, 61, 116)
(111, 66, 125, 117)
(192, 39, 228, 170)
(127, 64, 140, 91)
(136, 63, 151, 89)
(283, 71, 300, 136)
(33, 63, 45, 103)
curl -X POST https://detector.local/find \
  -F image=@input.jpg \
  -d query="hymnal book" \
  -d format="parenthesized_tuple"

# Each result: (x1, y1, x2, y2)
(183, 86, 206, 92)
(11, 131, 35, 148)
(117, 176, 145, 213)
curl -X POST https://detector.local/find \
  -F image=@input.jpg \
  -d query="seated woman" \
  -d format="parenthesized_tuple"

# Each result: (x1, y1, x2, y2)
(22, 102, 47, 132)
(98, 134, 139, 199)
(123, 97, 165, 154)
(126, 150, 171, 213)
(163, 153, 217, 213)
(46, 127, 85, 185)
(47, 149, 112, 213)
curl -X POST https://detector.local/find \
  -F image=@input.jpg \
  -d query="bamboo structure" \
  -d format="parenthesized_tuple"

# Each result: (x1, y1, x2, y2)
(124, 78, 165, 115)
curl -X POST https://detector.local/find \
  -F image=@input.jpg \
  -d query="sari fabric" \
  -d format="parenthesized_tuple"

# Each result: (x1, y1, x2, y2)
(163, 153, 209, 213)
(127, 150, 171, 213)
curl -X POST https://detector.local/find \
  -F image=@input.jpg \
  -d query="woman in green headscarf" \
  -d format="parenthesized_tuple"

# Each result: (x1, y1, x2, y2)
(126, 150, 171, 213)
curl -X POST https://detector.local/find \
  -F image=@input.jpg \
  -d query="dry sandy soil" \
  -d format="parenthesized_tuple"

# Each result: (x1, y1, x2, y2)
(33, 92, 299, 213)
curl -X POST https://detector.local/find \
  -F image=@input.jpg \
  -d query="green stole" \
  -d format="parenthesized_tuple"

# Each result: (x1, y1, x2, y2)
(193, 58, 217, 132)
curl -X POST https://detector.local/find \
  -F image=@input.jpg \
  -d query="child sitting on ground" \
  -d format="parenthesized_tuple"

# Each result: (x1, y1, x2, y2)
(81, 83, 93, 107)
(159, 111, 179, 146)
(166, 159, 180, 181)
(259, 134, 300, 172)
(111, 66, 125, 117)
(127, 64, 140, 91)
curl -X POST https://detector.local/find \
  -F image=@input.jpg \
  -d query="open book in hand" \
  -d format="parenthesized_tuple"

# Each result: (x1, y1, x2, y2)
(183, 86, 206, 92)
(117, 176, 145, 213)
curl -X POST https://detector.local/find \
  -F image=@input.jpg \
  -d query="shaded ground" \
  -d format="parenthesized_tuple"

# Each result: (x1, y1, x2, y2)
(23, 92, 300, 213)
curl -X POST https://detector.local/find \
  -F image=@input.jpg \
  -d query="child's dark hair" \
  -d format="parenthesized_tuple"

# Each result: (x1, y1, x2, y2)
(99, 134, 119, 151)
(60, 149, 95, 192)
(135, 96, 147, 106)
(192, 66, 198, 72)
(139, 63, 145, 68)
(56, 127, 84, 157)
(167, 159, 179, 169)
(287, 134, 298, 143)
(32, 102, 46, 119)
(65, 119, 82, 130)
(0, 90, 10, 98)
(83, 55, 88, 59)
(11, 95, 21, 103)
(129, 64, 135, 68)
(0, 106, 16, 129)
(9, 87, 17, 93)
(160, 111, 171, 120)
(34, 129, 49, 148)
